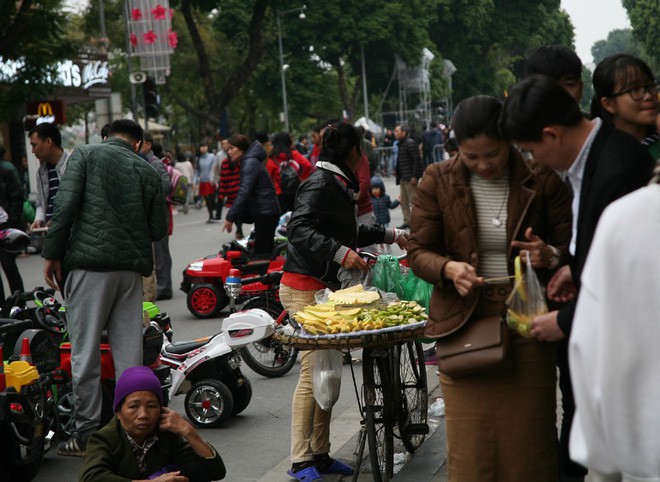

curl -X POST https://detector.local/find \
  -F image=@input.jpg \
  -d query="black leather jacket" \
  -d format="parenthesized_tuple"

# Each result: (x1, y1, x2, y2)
(283, 161, 387, 290)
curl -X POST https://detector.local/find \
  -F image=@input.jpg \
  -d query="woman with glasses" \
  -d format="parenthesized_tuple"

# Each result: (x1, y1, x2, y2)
(591, 53, 660, 161)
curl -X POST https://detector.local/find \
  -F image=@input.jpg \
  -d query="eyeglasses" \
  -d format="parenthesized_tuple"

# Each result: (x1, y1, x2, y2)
(611, 81, 659, 101)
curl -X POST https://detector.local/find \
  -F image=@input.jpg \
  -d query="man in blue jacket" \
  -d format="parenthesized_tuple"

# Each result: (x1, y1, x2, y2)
(42, 119, 168, 457)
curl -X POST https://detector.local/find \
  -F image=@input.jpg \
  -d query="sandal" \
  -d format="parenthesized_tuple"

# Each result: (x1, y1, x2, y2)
(287, 466, 323, 481)
(319, 459, 354, 475)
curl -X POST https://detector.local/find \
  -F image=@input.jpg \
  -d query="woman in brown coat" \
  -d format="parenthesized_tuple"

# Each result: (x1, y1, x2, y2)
(408, 95, 572, 481)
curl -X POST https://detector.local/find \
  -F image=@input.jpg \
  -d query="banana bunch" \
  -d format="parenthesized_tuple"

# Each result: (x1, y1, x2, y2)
(295, 300, 427, 335)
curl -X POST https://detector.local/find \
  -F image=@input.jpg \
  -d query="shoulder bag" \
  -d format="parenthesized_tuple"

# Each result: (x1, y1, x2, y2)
(436, 315, 511, 378)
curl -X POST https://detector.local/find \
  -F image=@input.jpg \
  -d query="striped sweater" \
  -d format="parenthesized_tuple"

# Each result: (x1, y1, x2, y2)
(218, 159, 240, 207)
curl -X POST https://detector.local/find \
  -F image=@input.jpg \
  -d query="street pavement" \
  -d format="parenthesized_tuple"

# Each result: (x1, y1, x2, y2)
(22, 174, 451, 481)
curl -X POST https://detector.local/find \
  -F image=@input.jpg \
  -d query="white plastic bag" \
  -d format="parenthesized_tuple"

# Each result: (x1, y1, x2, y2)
(312, 350, 343, 411)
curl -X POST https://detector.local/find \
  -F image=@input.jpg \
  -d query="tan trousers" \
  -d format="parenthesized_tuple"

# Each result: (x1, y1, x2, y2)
(142, 245, 157, 302)
(399, 179, 417, 225)
(280, 284, 334, 463)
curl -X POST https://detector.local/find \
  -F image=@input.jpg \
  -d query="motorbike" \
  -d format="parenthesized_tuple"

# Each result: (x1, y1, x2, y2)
(224, 270, 298, 378)
(3, 288, 174, 439)
(180, 213, 290, 319)
(159, 308, 276, 428)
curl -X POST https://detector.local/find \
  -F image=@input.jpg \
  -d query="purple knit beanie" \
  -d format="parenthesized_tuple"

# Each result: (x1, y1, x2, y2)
(113, 366, 163, 412)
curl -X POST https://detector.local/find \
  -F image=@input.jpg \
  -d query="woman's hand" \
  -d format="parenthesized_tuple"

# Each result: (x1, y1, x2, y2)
(546, 265, 576, 302)
(342, 250, 369, 273)
(393, 228, 409, 250)
(159, 408, 215, 458)
(222, 220, 233, 233)
(159, 407, 194, 438)
(443, 261, 484, 297)
(510, 227, 553, 269)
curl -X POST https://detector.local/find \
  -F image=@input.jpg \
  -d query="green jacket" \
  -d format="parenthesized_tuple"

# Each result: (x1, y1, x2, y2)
(42, 137, 167, 276)
(80, 416, 226, 481)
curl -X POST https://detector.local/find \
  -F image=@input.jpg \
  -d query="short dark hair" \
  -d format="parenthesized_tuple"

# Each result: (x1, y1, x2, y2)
(100, 123, 110, 140)
(227, 134, 250, 152)
(525, 45, 582, 81)
(108, 119, 144, 144)
(452, 95, 503, 144)
(499, 75, 583, 142)
(254, 130, 269, 144)
(270, 132, 292, 159)
(28, 122, 62, 148)
(143, 131, 154, 144)
(590, 53, 656, 123)
(152, 143, 163, 158)
(396, 123, 409, 134)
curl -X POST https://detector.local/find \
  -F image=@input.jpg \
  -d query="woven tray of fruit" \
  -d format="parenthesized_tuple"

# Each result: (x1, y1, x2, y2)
(275, 285, 428, 350)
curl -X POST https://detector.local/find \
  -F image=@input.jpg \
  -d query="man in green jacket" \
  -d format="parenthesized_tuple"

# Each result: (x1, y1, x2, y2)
(42, 119, 168, 457)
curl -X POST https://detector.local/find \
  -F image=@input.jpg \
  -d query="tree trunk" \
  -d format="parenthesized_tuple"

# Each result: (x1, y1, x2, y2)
(178, 0, 268, 137)
(333, 57, 353, 121)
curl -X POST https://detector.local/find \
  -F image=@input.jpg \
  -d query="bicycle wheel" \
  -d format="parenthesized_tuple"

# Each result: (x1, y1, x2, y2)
(396, 341, 429, 453)
(363, 348, 394, 481)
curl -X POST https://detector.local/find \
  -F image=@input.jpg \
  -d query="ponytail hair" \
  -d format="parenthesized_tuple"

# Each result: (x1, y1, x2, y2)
(319, 122, 362, 168)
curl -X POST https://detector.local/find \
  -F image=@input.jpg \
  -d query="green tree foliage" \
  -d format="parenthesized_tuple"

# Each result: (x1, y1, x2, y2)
(623, 0, 660, 63)
(430, 0, 574, 101)
(592, 29, 646, 64)
(0, 0, 75, 118)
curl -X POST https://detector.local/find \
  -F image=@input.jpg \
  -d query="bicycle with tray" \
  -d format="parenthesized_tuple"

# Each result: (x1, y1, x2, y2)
(277, 252, 429, 481)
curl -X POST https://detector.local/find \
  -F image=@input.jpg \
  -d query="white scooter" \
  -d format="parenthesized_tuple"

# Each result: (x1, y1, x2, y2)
(159, 309, 275, 428)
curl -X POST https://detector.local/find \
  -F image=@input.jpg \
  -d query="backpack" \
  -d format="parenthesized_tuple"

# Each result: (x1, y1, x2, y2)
(166, 165, 189, 205)
(279, 159, 301, 196)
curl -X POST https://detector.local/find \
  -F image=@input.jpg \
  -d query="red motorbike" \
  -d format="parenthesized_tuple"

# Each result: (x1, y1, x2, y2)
(181, 238, 287, 319)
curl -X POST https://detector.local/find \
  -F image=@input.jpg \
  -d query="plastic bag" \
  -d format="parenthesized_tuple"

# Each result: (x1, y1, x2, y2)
(312, 350, 343, 411)
(402, 269, 433, 311)
(505, 253, 548, 337)
(371, 255, 405, 298)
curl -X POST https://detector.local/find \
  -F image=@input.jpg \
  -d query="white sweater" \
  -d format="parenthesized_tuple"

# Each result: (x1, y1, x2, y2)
(569, 183, 660, 482)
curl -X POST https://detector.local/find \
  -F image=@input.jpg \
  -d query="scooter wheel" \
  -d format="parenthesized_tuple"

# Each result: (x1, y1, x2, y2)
(185, 379, 234, 428)
(231, 377, 252, 415)
(186, 284, 227, 319)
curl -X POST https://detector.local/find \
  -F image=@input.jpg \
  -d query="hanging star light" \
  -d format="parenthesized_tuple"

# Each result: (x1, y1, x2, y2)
(143, 30, 158, 44)
(152, 4, 167, 20)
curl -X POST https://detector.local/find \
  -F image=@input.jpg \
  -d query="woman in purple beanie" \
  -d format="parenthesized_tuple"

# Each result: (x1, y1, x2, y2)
(80, 366, 226, 481)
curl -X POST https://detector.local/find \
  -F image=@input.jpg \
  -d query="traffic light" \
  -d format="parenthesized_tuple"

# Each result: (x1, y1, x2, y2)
(143, 78, 160, 119)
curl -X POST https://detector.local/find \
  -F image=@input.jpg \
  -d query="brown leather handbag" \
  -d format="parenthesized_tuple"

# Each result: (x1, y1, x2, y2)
(436, 315, 511, 378)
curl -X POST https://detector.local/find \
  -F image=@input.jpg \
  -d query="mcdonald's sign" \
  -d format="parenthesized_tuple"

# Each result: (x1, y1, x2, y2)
(25, 100, 66, 130)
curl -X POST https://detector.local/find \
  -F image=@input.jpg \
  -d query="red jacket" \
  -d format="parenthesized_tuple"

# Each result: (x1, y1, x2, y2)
(356, 153, 373, 217)
(267, 150, 313, 195)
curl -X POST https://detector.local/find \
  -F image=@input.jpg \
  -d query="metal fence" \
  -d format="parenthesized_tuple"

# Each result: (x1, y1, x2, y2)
(371, 144, 445, 178)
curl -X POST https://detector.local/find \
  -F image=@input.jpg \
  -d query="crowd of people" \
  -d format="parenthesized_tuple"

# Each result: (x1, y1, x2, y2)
(0, 43, 658, 482)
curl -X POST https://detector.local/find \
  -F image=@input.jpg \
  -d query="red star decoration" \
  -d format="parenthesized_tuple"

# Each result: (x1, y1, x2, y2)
(131, 8, 142, 20)
(152, 4, 167, 20)
(130, 33, 138, 47)
(168, 30, 178, 49)
(143, 30, 157, 44)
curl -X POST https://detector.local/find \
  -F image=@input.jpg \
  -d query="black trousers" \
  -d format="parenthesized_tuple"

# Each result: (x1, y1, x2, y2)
(252, 214, 280, 256)
(0, 250, 24, 301)
(557, 339, 587, 480)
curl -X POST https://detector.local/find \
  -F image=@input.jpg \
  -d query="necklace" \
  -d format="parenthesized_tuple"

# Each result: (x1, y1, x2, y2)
(474, 176, 509, 228)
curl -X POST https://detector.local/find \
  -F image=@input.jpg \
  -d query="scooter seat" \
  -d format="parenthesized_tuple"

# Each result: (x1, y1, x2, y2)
(163, 338, 209, 355)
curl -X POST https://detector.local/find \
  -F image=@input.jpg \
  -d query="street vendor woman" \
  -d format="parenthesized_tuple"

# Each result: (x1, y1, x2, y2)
(407, 95, 572, 480)
(80, 366, 226, 482)
(281, 121, 407, 482)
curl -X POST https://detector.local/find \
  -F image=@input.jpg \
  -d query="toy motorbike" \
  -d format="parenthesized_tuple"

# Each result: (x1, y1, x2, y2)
(159, 308, 275, 428)
(180, 212, 290, 319)
(0, 319, 57, 482)
(225, 270, 298, 378)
